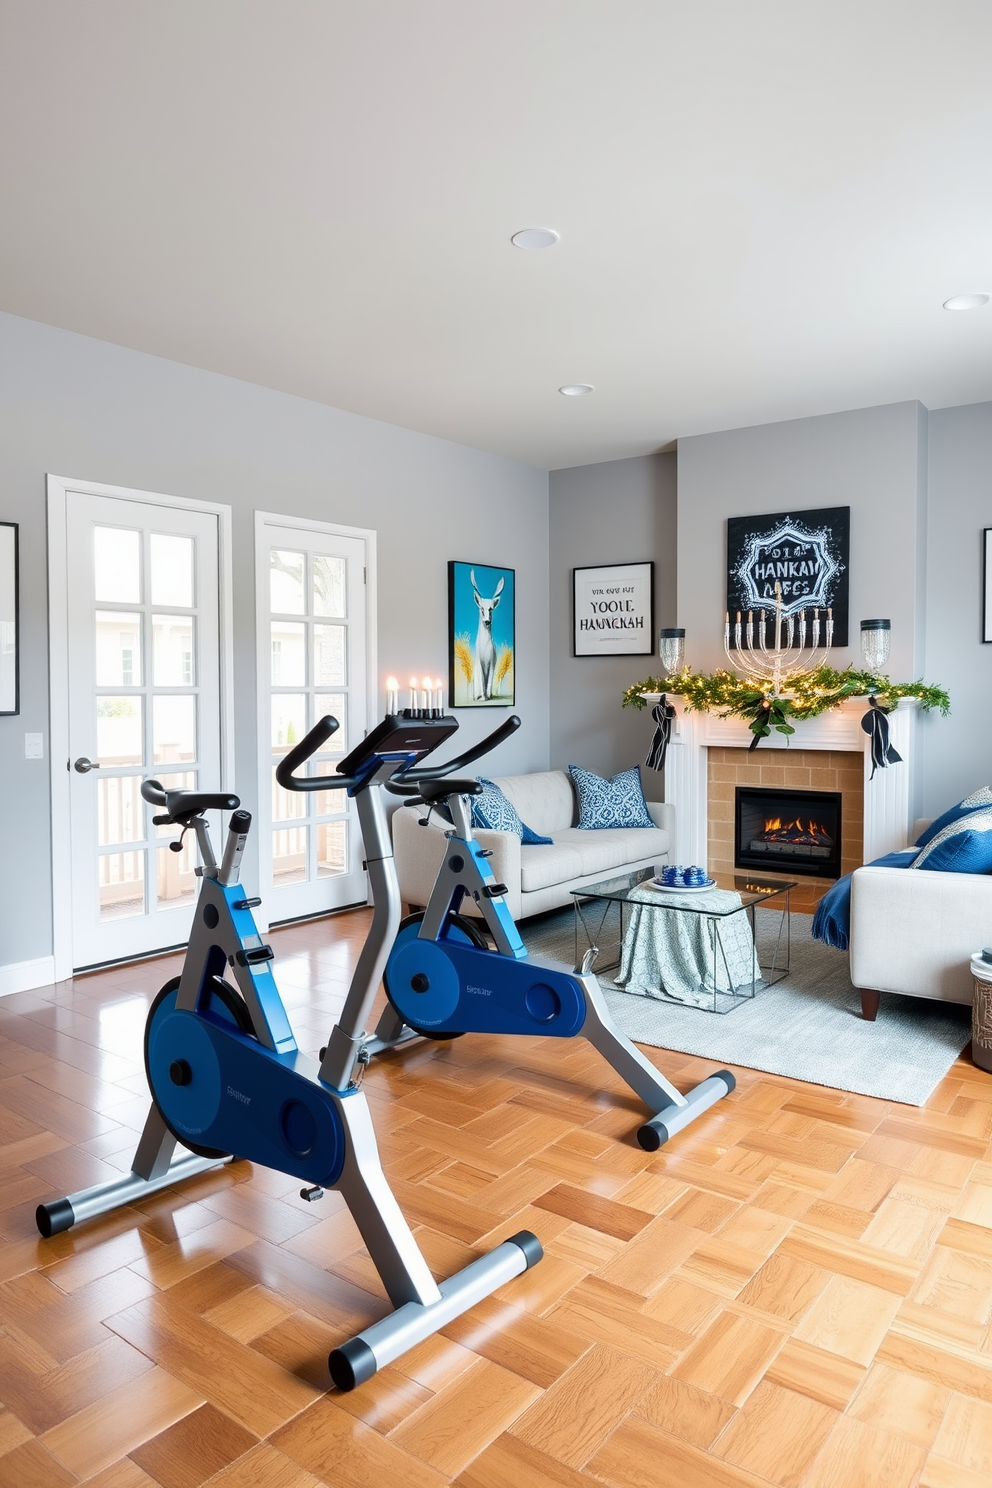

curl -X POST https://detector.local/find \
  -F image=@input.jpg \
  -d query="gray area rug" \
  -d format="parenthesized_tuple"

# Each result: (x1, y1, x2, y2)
(522, 908, 972, 1106)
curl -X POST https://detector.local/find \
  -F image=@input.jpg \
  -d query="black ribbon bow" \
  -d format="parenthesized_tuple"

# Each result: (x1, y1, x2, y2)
(645, 696, 676, 772)
(861, 694, 902, 780)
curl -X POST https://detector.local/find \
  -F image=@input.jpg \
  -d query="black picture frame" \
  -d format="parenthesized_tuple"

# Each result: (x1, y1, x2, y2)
(0, 522, 18, 716)
(572, 561, 655, 657)
(727, 506, 850, 649)
(983, 528, 992, 643)
(447, 560, 515, 707)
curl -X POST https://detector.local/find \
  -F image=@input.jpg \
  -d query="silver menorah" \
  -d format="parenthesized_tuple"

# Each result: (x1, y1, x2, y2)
(724, 581, 833, 694)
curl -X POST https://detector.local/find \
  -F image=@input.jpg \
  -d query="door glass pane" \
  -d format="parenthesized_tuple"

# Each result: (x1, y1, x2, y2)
(272, 766, 307, 824)
(156, 839, 197, 909)
(94, 527, 141, 604)
(314, 788, 347, 816)
(97, 775, 143, 845)
(97, 697, 143, 766)
(271, 621, 305, 686)
(153, 772, 196, 836)
(271, 694, 306, 755)
(314, 694, 346, 754)
(153, 695, 197, 764)
(313, 555, 346, 617)
(95, 612, 142, 687)
(272, 827, 307, 885)
(316, 821, 347, 877)
(314, 626, 345, 686)
(271, 550, 305, 614)
(153, 616, 195, 686)
(150, 534, 194, 607)
(99, 850, 145, 920)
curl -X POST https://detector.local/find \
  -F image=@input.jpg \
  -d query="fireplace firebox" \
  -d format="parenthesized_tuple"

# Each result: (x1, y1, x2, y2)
(734, 786, 842, 879)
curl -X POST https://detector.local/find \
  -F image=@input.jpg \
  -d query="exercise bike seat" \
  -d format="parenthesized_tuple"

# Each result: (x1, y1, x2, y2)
(142, 780, 241, 822)
(416, 778, 483, 804)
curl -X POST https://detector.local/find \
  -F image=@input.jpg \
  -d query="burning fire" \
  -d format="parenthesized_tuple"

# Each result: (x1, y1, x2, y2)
(760, 816, 833, 846)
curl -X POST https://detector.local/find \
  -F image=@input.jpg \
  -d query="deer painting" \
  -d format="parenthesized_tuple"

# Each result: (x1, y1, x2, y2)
(470, 568, 504, 700)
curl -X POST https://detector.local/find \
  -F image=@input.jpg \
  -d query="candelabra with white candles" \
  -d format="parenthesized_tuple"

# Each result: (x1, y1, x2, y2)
(722, 580, 833, 695)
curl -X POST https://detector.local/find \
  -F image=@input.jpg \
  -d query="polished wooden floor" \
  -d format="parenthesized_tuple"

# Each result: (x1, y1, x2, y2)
(2, 908, 992, 1487)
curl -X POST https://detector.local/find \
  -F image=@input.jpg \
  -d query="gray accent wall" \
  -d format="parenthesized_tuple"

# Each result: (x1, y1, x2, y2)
(676, 402, 932, 827)
(676, 401, 929, 679)
(925, 400, 992, 815)
(0, 311, 548, 968)
(548, 454, 677, 778)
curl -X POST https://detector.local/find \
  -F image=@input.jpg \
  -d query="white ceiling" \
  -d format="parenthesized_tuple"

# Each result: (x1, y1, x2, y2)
(1, 1, 990, 469)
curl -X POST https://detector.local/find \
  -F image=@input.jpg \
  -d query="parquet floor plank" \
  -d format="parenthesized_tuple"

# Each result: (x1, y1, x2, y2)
(711, 1379, 837, 1486)
(0, 905, 990, 1485)
(509, 1342, 658, 1468)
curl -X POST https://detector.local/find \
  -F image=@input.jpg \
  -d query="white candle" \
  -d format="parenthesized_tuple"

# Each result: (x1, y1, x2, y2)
(386, 675, 398, 714)
(421, 676, 432, 712)
(435, 677, 445, 715)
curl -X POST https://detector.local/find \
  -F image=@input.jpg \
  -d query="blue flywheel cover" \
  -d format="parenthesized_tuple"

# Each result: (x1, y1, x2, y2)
(147, 1011, 224, 1140)
(386, 937, 462, 1027)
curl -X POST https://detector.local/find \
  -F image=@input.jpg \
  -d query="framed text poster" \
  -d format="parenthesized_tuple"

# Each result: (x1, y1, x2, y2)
(573, 562, 654, 656)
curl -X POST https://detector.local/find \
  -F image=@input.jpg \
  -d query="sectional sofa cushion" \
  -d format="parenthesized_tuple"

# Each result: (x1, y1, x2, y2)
(518, 826, 670, 892)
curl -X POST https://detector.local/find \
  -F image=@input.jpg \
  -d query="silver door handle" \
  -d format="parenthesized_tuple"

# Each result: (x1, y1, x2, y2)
(73, 757, 101, 774)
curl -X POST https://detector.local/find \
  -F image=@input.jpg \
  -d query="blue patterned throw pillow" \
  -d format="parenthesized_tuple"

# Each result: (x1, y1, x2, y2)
(915, 786, 992, 847)
(471, 780, 553, 845)
(911, 805, 992, 873)
(569, 765, 654, 830)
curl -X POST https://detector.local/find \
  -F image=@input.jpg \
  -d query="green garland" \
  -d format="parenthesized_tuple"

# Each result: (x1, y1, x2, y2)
(621, 665, 949, 746)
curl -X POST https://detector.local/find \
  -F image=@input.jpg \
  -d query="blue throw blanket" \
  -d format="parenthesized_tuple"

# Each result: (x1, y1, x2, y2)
(812, 849, 919, 951)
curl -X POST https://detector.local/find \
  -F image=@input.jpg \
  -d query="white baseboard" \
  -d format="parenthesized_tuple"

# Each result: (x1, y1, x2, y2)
(0, 956, 57, 998)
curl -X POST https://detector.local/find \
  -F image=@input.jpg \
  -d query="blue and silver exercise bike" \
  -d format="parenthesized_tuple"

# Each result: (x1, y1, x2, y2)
(37, 713, 542, 1391)
(285, 711, 735, 1150)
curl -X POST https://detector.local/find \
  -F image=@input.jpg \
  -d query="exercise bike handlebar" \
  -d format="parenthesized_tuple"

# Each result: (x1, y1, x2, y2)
(275, 715, 349, 793)
(275, 711, 521, 797)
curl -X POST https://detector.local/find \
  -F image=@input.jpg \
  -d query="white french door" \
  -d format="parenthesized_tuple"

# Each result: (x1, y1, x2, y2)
(58, 489, 224, 968)
(256, 515, 373, 921)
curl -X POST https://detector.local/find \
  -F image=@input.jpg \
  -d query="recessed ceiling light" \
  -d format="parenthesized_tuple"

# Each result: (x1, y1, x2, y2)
(511, 227, 559, 250)
(943, 293, 990, 311)
(559, 384, 595, 397)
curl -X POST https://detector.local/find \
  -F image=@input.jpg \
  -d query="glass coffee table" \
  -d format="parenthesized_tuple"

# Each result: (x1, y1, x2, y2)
(571, 866, 795, 1014)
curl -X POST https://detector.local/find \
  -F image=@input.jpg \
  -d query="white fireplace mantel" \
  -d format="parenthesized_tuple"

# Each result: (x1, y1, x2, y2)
(642, 695, 921, 870)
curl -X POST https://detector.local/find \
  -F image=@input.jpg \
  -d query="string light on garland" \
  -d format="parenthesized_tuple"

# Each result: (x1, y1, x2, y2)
(623, 663, 949, 749)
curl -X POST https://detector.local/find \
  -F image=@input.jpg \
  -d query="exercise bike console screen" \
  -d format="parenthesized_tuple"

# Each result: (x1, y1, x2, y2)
(336, 713, 459, 776)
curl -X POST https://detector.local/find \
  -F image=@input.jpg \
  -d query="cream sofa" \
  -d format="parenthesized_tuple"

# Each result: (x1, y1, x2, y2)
(849, 817, 989, 1018)
(392, 769, 673, 920)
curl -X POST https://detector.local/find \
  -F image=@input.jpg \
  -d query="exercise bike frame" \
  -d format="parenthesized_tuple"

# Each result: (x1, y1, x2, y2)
(372, 788, 735, 1148)
(36, 718, 542, 1391)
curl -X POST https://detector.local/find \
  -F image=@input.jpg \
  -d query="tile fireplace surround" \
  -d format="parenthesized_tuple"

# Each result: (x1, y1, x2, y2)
(651, 696, 921, 877)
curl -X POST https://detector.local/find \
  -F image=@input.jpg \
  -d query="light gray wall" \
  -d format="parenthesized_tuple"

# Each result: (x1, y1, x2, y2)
(548, 454, 677, 778)
(0, 311, 548, 967)
(924, 400, 992, 814)
(676, 401, 929, 680)
(676, 402, 933, 825)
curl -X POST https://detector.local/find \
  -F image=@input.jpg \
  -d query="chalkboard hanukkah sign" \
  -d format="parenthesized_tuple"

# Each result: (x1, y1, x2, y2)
(727, 506, 849, 648)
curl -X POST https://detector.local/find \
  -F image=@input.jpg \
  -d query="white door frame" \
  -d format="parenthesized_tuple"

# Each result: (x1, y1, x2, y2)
(48, 474, 235, 980)
(254, 510, 378, 919)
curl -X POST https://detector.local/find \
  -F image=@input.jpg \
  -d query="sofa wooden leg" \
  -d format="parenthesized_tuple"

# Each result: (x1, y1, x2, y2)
(861, 989, 880, 1022)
